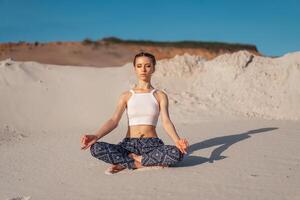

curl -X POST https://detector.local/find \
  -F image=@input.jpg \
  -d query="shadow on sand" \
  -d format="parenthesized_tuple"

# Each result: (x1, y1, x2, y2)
(174, 127, 278, 168)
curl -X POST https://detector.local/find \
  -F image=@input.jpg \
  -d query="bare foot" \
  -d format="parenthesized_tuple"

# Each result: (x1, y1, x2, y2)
(128, 153, 145, 169)
(128, 153, 169, 169)
(128, 153, 142, 163)
(105, 164, 126, 174)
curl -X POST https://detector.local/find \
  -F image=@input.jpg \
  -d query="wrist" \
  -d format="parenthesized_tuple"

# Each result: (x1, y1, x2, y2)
(174, 138, 181, 144)
(95, 134, 100, 140)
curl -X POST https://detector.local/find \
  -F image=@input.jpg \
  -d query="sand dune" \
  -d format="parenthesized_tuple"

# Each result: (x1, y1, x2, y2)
(0, 51, 299, 200)
(151, 50, 300, 121)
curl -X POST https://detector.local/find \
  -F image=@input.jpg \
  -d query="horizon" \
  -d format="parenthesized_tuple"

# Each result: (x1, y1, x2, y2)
(1, 0, 299, 57)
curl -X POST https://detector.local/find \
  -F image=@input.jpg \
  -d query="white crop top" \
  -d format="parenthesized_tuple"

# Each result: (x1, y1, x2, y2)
(126, 88, 160, 126)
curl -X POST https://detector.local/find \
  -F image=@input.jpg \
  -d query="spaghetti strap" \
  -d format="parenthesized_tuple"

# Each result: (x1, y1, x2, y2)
(151, 88, 157, 94)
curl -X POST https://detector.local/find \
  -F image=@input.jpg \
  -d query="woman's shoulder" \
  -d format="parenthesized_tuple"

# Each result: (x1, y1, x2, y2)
(153, 89, 168, 102)
(119, 89, 137, 103)
(121, 90, 132, 98)
(154, 88, 168, 95)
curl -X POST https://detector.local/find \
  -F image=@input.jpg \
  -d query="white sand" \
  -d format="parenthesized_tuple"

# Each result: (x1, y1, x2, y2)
(0, 51, 300, 200)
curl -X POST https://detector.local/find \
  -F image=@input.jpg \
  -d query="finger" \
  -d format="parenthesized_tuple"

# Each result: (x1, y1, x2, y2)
(184, 147, 187, 154)
(180, 146, 185, 154)
(82, 146, 87, 150)
(177, 143, 185, 153)
(82, 144, 90, 150)
(87, 141, 96, 149)
(81, 135, 87, 144)
(182, 141, 188, 148)
(178, 146, 182, 153)
(180, 145, 186, 154)
(181, 144, 187, 154)
(179, 147, 184, 154)
(84, 136, 90, 145)
(184, 140, 189, 147)
(176, 145, 182, 153)
(183, 139, 188, 145)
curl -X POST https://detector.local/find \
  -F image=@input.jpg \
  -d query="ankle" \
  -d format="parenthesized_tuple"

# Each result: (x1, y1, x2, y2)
(133, 160, 143, 169)
(129, 153, 142, 163)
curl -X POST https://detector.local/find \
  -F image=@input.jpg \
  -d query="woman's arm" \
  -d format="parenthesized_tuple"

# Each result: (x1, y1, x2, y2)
(159, 90, 181, 142)
(158, 90, 189, 154)
(94, 91, 128, 140)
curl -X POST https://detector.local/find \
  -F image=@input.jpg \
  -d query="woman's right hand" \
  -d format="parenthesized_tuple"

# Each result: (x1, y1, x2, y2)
(80, 134, 99, 150)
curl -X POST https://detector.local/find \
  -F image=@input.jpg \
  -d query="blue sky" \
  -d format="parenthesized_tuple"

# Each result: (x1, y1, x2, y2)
(0, 0, 299, 56)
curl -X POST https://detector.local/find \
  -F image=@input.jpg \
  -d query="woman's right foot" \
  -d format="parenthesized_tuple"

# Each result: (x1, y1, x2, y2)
(128, 153, 144, 169)
(128, 153, 170, 169)
(105, 164, 126, 174)
(128, 153, 142, 163)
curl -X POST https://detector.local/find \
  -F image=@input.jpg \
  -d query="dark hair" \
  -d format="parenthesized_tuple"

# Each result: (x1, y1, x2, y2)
(133, 51, 156, 66)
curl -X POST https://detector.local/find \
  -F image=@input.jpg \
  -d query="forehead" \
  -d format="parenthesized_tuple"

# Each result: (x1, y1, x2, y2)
(135, 56, 152, 65)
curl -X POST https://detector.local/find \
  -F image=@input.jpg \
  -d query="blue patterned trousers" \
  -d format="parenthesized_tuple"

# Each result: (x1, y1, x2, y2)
(90, 137, 184, 169)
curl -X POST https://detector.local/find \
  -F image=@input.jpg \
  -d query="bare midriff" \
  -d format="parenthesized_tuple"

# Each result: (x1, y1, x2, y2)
(126, 125, 158, 138)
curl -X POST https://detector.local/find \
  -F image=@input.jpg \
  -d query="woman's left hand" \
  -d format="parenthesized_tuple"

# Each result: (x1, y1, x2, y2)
(175, 138, 189, 154)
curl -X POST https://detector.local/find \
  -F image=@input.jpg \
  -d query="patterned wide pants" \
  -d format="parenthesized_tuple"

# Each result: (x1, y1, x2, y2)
(90, 137, 184, 169)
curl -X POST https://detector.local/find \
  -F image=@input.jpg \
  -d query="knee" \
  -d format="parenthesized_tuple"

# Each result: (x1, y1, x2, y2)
(168, 146, 184, 162)
(89, 141, 106, 157)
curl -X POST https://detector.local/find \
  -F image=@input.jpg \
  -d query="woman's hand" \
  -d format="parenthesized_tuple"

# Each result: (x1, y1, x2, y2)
(175, 138, 189, 154)
(80, 134, 98, 150)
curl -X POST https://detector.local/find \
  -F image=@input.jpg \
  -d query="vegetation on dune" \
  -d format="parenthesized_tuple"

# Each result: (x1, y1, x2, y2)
(98, 36, 258, 52)
(1, 37, 258, 53)
(82, 38, 94, 45)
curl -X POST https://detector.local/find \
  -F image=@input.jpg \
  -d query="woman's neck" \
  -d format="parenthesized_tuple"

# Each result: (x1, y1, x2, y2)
(135, 82, 152, 90)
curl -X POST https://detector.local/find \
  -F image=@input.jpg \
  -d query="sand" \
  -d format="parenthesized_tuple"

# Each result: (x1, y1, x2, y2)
(0, 50, 299, 200)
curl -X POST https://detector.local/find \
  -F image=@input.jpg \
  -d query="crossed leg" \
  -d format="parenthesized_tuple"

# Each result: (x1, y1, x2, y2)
(128, 153, 169, 168)
(90, 141, 181, 174)
(106, 151, 170, 173)
(90, 141, 135, 174)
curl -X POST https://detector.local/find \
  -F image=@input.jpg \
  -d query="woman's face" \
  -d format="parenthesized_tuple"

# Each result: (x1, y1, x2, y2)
(134, 56, 154, 81)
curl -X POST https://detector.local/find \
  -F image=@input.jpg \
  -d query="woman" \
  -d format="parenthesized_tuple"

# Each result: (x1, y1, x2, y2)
(80, 51, 189, 174)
